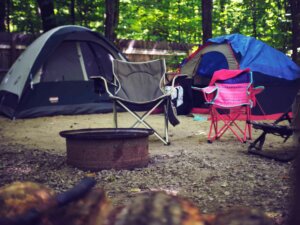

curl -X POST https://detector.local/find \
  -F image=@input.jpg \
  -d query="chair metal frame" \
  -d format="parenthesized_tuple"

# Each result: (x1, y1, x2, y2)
(208, 103, 252, 143)
(248, 109, 294, 151)
(193, 71, 264, 143)
(92, 59, 184, 145)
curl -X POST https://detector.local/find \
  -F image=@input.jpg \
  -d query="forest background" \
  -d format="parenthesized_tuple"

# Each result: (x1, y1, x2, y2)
(0, 0, 299, 65)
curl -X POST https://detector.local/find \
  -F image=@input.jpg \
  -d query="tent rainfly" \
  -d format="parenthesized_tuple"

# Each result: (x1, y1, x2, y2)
(0, 25, 126, 119)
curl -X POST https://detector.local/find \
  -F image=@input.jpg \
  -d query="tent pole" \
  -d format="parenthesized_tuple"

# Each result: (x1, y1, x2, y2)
(76, 42, 88, 81)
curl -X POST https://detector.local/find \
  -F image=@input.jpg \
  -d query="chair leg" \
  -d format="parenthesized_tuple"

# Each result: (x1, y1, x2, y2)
(209, 109, 224, 142)
(164, 100, 170, 145)
(213, 112, 237, 140)
(209, 106, 250, 143)
(132, 110, 152, 128)
(248, 132, 267, 151)
(113, 101, 118, 128)
(247, 107, 252, 140)
(225, 111, 248, 142)
(207, 107, 218, 143)
(219, 119, 244, 142)
(225, 110, 248, 143)
(116, 100, 170, 145)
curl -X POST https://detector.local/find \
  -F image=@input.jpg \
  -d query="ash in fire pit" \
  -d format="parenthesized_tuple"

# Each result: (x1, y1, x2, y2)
(59, 128, 153, 171)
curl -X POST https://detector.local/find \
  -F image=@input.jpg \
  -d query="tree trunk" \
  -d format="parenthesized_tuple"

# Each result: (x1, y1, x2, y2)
(251, 0, 257, 38)
(219, 0, 226, 34)
(177, 0, 181, 42)
(70, 0, 75, 25)
(0, 0, 6, 31)
(37, 0, 57, 32)
(105, 0, 119, 43)
(290, 0, 299, 63)
(5, 0, 10, 32)
(201, 0, 213, 44)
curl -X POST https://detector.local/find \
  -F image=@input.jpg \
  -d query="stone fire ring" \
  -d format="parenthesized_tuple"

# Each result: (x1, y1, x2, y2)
(59, 128, 154, 171)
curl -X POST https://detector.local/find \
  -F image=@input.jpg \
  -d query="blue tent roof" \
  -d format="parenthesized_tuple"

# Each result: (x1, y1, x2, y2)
(208, 34, 300, 81)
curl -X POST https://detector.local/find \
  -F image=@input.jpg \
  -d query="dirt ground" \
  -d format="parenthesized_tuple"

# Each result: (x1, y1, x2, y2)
(0, 112, 298, 224)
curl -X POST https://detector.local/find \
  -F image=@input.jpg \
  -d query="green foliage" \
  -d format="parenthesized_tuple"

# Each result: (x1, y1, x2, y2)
(6, 0, 293, 52)
(9, 0, 42, 33)
(212, 0, 290, 51)
(54, 0, 105, 32)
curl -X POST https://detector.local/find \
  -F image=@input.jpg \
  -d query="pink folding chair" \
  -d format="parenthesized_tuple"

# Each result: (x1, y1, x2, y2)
(193, 69, 264, 143)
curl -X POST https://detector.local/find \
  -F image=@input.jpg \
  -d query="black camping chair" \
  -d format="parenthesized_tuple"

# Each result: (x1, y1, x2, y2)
(247, 108, 298, 161)
(91, 59, 185, 145)
(248, 110, 294, 151)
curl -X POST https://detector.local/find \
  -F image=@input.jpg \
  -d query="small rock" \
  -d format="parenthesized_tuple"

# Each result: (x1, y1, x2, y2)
(221, 182, 228, 187)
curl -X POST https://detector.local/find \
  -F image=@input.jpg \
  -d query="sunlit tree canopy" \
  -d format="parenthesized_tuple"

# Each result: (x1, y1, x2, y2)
(2, 0, 295, 52)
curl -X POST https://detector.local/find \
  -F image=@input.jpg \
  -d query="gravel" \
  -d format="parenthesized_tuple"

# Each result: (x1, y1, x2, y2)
(0, 113, 297, 224)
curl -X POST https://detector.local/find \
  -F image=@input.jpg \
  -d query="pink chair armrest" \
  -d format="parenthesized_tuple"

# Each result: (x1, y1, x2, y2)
(252, 86, 265, 95)
(250, 86, 264, 106)
(192, 86, 218, 103)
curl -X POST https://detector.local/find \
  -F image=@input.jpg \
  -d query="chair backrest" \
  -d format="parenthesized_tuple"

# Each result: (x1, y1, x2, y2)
(213, 71, 253, 107)
(214, 83, 251, 107)
(217, 71, 252, 84)
(113, 59, 166, 103)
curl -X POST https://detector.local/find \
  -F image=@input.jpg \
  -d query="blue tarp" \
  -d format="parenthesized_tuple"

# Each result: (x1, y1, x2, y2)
(208, 34, 300, 81)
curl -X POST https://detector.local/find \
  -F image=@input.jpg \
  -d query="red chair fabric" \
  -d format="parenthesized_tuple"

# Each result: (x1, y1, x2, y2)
(192, 69, 264, 143)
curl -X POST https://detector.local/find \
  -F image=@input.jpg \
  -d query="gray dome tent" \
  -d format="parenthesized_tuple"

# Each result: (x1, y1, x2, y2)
(0, 25, 126, 119)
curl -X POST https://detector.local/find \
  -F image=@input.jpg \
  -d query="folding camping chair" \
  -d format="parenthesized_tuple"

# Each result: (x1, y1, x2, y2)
(248, 109, 294, 152)
(192, 69, 264, 143)
(247, 109, 299, 162)
(91, 59, 184, 145)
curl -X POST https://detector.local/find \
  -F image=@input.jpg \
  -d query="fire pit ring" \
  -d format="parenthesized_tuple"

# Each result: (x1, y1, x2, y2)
(59, 128, 154, 171)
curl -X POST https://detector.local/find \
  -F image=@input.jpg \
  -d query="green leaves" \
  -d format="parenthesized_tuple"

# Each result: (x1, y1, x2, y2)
(6, 0, 292, 52)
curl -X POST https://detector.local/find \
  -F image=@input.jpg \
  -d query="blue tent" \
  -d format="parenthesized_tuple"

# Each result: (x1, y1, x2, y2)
(209, 34, 300, 82)
(180, 34, 300, 115)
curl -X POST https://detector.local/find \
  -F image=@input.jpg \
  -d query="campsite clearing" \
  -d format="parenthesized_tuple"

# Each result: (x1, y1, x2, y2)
(0, 112, 297, 224)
